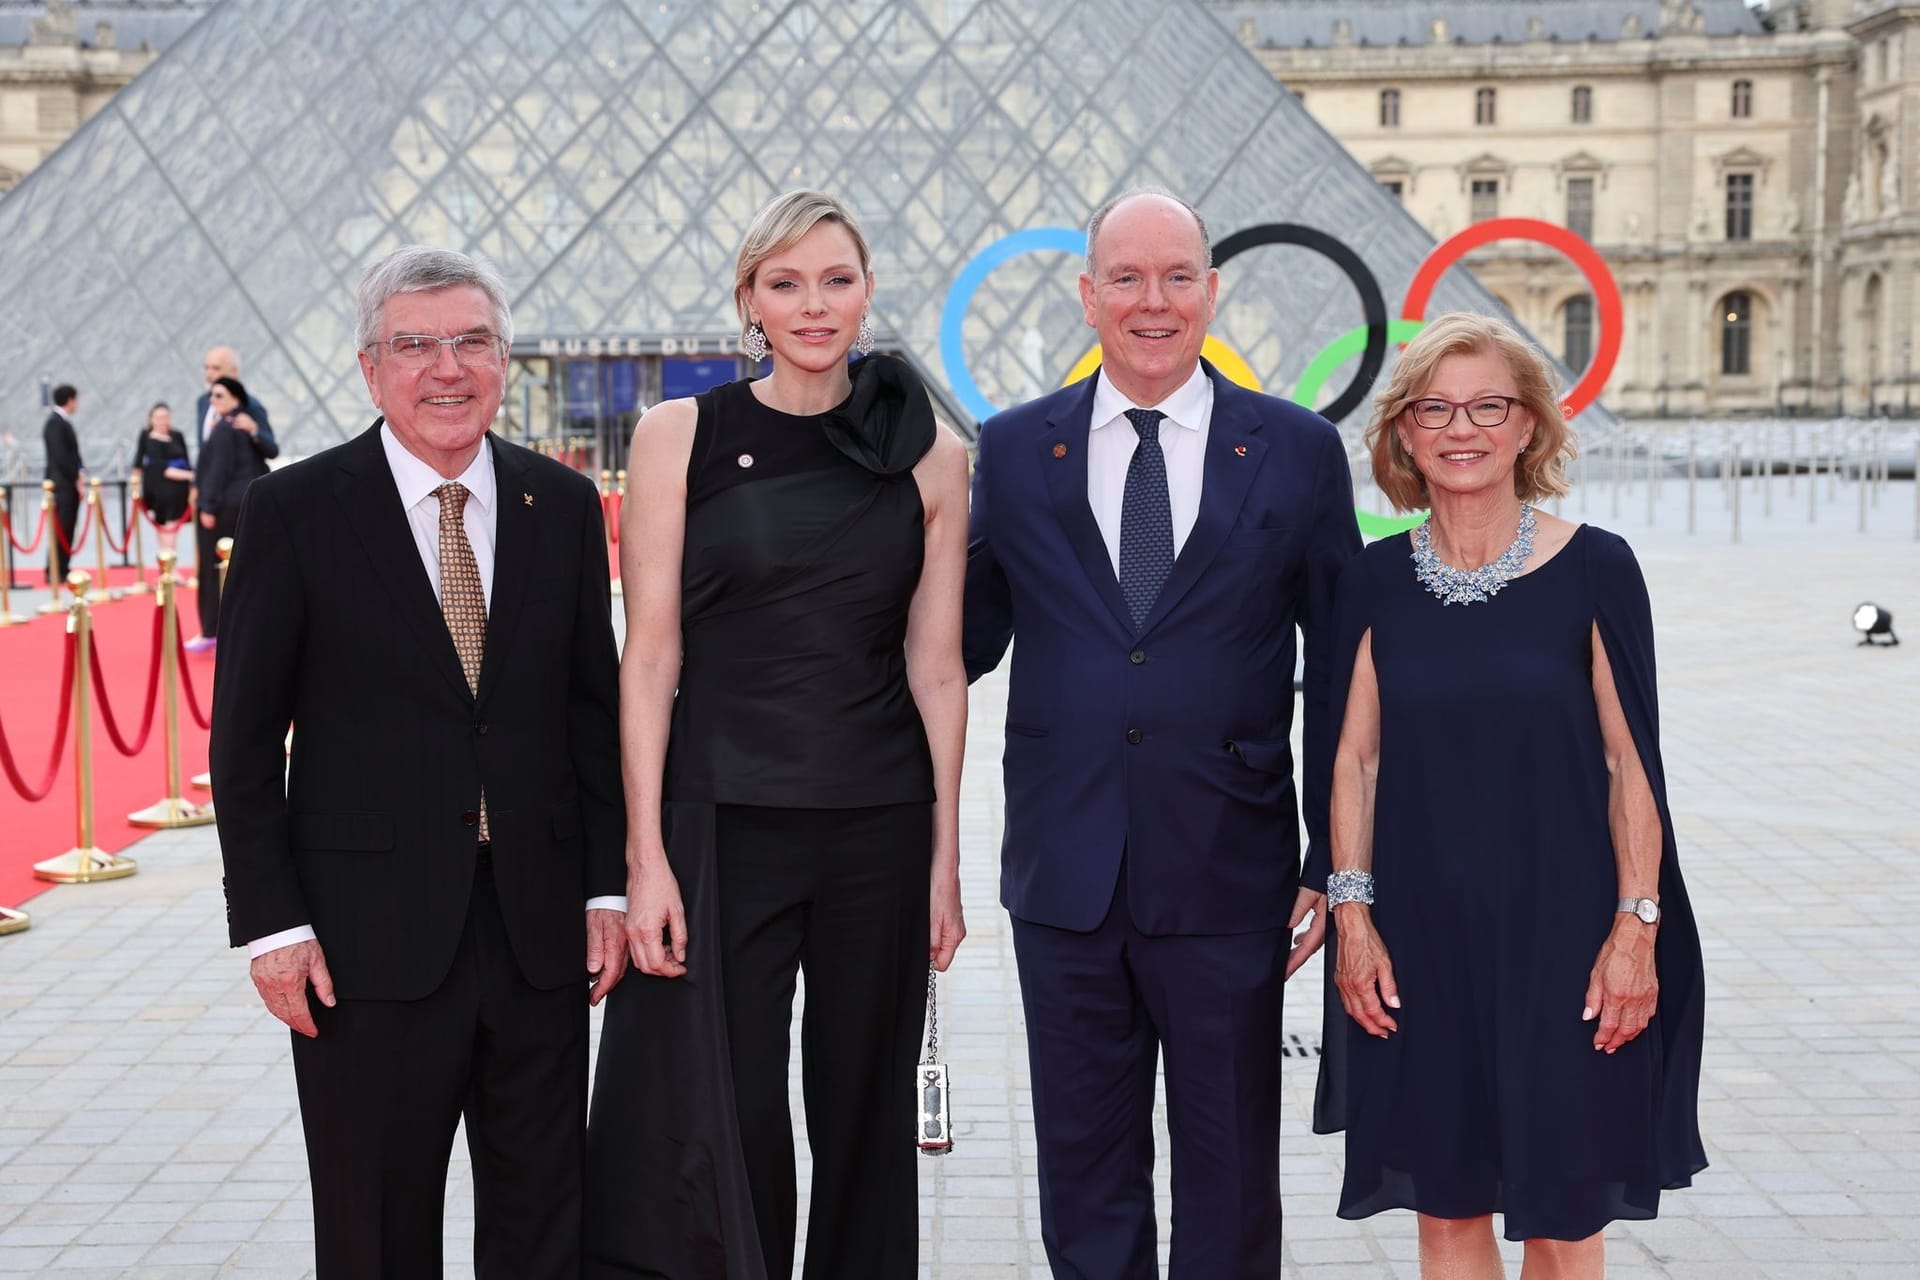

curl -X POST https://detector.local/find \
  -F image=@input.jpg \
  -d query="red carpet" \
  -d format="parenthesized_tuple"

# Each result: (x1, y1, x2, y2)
(0, 589, 214, 910)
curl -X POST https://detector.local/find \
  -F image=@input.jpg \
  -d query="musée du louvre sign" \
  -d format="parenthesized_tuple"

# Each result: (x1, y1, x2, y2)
(519, 335, 745, 358)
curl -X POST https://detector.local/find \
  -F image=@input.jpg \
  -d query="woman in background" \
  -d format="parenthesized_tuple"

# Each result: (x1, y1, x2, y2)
(131, 402, 193, 553)
(188, 376, 268, 651)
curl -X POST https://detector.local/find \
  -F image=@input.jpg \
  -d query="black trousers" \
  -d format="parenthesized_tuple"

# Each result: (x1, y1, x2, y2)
(51, 491, 78, 582)
(290, 853, 587, 1279)
(1011, 868, 1287, 1279)
(716, 802, 931, 1280)
(195, 507, 237, 636)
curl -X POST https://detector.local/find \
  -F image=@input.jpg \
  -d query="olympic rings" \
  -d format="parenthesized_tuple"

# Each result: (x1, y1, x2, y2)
(1401, 217, 1622, 419)
(1213, 224, 1390, 425)
(941, 217, 1623, 428)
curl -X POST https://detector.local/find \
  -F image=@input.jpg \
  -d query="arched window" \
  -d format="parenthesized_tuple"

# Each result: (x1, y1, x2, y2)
(1563, 295, 1595, 374)
(1571, 85, 1593, 124)
(1380, 88, 1401, 128)
(1475, 87, 1497, 126)
(1731, 79, 1753, 119)
(1721, 292, 1753, 376)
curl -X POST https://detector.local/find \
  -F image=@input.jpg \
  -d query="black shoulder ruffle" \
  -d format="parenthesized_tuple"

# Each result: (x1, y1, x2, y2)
(821, 353, 938, 477)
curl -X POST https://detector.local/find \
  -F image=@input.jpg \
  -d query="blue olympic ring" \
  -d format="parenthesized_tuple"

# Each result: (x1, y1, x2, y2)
(939, 227, 1087, 424)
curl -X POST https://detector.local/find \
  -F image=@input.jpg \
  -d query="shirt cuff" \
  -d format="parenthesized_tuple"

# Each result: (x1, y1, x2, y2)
(247, 925, 317, 958)
(585, 896, 628, 914)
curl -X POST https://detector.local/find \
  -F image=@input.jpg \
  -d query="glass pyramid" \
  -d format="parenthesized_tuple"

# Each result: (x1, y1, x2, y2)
(0, 0, 1587, 465)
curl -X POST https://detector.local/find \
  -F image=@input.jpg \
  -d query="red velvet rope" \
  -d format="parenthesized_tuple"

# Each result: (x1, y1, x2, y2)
(0, 629, 77, 801)
(88, 606, 164, 757)
(51, 496, 93, 555)
(96, 496, 136, 557)
(175, 622, 211, 730)
(5, 503, 48, 555)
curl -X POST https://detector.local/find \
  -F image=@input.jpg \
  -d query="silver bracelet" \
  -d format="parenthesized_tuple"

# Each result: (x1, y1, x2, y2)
(1325, 869, 1375, 907)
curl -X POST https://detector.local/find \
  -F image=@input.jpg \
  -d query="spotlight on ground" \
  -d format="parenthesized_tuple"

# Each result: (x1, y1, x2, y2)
(1853, 603, 1899, 647)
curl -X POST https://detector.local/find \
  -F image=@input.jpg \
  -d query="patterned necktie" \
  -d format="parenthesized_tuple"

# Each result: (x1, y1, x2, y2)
(435, 482, 488, 840)
(1117, 408, 1173, 631)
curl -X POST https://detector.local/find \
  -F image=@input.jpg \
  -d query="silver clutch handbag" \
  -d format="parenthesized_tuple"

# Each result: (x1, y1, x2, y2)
(916, 965, 953, 1155)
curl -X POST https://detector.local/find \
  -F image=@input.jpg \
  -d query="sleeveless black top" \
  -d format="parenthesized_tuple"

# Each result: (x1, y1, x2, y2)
(662, 354, 938, 809)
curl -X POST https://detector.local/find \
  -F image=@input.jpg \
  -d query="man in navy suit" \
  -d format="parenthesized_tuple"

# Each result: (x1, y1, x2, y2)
(964, 189, 1361, 1277)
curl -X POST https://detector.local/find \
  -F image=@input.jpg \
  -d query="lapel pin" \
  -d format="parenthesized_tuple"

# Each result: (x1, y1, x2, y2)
(738, 453, 755, 468)
(523, 492, 534, 506)
(1052, 442, 1068, 459)
(1233, 444, 1247, 457)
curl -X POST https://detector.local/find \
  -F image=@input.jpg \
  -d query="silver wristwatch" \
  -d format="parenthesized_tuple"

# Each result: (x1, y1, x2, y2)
(1617, 897, 1661, 925)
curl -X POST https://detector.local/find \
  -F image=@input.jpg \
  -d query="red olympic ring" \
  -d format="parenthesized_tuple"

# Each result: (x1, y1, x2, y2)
(1402, 217, 1622, 420)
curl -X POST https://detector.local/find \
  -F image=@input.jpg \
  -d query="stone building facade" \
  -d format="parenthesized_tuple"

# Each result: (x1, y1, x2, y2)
(1212, 0, 1920, 417)
(0, 1, 205, 194)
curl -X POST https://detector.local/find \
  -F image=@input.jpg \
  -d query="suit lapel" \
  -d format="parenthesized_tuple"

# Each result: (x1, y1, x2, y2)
(337, 421, 474, 705)
(1041, 377, 1133, 634)
(477, 436, 533, 712)
(1136, 368, 1267, 636)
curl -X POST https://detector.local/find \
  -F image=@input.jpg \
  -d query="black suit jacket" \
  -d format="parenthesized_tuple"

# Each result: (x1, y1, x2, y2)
(213, 422, 625, 1000)
(42, 411, 83, 486)
(193, 390, 278, 461)
(194, 417, 269, 517)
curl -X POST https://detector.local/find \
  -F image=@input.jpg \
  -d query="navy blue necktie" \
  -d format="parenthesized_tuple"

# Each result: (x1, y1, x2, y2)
(1118, 408, 1173, 631)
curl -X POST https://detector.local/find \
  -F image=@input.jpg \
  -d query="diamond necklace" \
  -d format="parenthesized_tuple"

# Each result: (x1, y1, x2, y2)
(1410, 503, 1537, 606)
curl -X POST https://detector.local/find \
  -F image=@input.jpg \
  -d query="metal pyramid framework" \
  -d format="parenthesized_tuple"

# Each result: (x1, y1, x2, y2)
(0, 0, 1547, 459)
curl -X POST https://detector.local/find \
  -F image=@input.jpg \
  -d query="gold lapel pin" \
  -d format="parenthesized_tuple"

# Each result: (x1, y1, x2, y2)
(1052, 442, 1068, 459)
(523, 492, 534, 506)
(1233, 444, 1247, 457)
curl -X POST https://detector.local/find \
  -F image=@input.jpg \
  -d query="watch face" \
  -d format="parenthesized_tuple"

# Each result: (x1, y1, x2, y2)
(1634, 899, 1660, 924)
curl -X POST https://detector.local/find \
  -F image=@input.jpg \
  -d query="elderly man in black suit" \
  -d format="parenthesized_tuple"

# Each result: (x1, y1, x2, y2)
(41, 384, 84, 581)
(212, 245, 628, 1278)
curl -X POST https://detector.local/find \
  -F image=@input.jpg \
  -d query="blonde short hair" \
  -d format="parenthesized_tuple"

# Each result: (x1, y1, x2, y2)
(1363, 312, 1575, 511)
(733, 190, 873, 332)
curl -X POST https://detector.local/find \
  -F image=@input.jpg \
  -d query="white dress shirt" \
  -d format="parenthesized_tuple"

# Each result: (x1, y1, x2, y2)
(248, 429, 621, 959)
(1086, 363, 1213, 573)
(201, 400, 220, 448)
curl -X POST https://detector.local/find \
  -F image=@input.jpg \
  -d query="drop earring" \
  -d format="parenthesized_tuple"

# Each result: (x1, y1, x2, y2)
(855, 308, 875, 357)
(741, 321, 768, 362)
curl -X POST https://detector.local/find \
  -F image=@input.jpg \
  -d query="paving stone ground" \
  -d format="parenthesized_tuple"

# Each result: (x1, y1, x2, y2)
(2, 476, 1917, 1277)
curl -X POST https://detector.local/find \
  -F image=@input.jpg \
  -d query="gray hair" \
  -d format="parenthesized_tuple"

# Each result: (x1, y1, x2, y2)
(1084, 186, 1213, 277)
(354, 245, 514, 350)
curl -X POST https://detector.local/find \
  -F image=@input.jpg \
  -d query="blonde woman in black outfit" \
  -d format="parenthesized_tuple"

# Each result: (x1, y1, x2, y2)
(585, 190, 969, 1279)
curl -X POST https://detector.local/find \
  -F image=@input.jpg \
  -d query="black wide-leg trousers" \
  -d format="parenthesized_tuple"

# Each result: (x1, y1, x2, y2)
(290, 854, 587, 1279)
(716, 802, 932, 1280)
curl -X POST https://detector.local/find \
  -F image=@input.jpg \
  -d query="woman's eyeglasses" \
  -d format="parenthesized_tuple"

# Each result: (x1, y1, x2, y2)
(1405, 396, 1519, 429)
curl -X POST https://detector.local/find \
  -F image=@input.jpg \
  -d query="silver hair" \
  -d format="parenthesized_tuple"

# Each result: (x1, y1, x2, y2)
(1083, 186, 1213, 277)
(354, 245, 514, 350)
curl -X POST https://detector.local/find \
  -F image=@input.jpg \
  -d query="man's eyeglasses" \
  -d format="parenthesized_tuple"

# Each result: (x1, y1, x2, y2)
(1405, 396, 1520, 430)
(367, 333, 505, 367)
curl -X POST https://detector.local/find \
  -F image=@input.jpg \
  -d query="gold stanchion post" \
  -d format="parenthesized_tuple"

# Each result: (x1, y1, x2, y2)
(33, 571, 137, 883)
(0, 487, 24, 627)
(86, 479, 121, 604)
(188, 538, 232, 793)
(126, 473, 150, 596)
(0, 906, 28, 936)
(129, 552, 214, 829)
(611, 469, 626, 597)
(36, 480, 62, 615)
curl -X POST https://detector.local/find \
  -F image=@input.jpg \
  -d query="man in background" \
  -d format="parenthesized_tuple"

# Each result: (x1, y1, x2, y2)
(41, 384, 83, 582)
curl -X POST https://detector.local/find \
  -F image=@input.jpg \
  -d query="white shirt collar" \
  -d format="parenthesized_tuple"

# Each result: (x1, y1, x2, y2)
(1090, 361, 1212, 433)
(379, 423, 495, 516)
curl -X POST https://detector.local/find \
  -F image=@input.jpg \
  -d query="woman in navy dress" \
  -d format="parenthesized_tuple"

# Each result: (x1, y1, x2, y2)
(1309, 313, 1706, 1277)
(584, 191, 969, 1279)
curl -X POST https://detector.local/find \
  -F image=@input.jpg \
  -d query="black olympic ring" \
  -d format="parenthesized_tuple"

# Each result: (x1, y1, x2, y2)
(1212, 224, 1389, 426)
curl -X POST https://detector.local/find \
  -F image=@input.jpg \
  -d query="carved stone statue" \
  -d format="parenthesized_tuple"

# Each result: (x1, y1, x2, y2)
(1844, 171, 1863, 225)
(1881, 146, 1900, 217)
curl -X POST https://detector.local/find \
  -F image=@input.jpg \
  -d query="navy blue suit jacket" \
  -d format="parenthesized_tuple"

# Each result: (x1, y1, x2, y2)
(964, 362, 1360, 935)
(193, 390, 278, 462)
